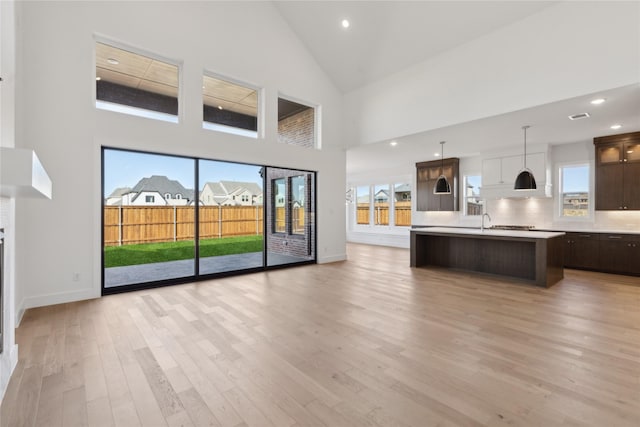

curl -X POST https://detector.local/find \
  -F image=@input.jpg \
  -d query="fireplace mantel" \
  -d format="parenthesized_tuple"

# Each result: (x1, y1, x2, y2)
(0, 148, 52, 199)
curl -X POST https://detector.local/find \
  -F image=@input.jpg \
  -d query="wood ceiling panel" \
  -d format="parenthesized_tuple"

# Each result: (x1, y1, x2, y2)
(144, 60, 178, 87)
(202, 75, 258, 117)
(96, 42, 177, 99)
(138, 80, 178, 98)
(203, 95, 257, 117)
(239, 91, 258, 109)
(203, 76, 255, 102)
(96, 68, 141, 88)
(96, 42, 152, 79)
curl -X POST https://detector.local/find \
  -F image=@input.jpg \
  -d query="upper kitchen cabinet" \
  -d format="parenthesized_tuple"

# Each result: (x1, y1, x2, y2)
(479, 150, 550, 198)
(594, 131, 640, 210)
(416, 158, 459, 211)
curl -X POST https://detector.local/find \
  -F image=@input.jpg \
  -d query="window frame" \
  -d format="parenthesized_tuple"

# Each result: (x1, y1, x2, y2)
(351, 181, 412, 230)
(202, 70, 262, 139)
(555, 161, 594, 221)
(272, 178, 287, 234)
(277, 93, 320, 149)
(94, 36, 183, 124)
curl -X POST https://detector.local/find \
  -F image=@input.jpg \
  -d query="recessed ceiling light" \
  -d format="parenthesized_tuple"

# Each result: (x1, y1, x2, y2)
(590, 98, 606, 105)
(341, 19, 350, 29)
(611, 124, 622, 130)
(390, 141, 398, 146)
(218, 105, 223, 110)
(434, 152, 440, 157)
(107, 58, 119, 65)
(96, 77, 101, 81)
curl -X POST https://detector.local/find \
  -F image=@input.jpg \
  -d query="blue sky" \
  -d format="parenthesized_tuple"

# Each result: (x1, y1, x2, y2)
(104, 149, 262, 197)
(562, 165, 589, 193)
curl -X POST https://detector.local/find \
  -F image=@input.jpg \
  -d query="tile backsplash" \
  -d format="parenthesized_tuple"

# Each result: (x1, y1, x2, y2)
(413, 197, 640, 232)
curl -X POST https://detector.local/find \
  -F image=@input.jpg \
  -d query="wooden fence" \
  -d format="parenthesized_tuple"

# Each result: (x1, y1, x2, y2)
(356, 201, 411, 226)
(104, 205, 264, 246)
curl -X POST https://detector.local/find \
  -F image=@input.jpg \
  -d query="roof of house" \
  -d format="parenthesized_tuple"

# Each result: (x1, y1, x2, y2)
(220, 180, 262, 196)
(130, 175, 194, 202)
(107, 186, 132, 198)
(394, 183, 411, 193)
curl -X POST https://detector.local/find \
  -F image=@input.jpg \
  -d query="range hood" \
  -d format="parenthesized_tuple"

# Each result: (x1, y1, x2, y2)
(0, 147, 52, 199)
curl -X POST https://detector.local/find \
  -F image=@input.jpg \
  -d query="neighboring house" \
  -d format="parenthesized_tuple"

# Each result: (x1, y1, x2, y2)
(200, 180, 263, 206)
(563, 192, 589, 210)
(394, 183, 411, 202)
(374, 189, 389, 203)
(105, 187, 131, 205)
(109, 175, 194, 206)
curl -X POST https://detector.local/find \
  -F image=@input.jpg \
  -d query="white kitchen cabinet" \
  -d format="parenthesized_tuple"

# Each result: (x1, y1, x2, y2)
(480, 152, 550, 198)
(482, 153, 545, 186)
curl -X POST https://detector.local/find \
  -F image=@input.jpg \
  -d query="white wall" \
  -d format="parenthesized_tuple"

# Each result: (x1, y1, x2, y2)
(14, 1, 346, 315)
(344, 1, 640, 146)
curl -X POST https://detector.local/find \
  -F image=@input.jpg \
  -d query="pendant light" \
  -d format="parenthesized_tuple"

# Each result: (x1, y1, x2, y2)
(434, 141, 451, 194)
(514, 125, 537, 190)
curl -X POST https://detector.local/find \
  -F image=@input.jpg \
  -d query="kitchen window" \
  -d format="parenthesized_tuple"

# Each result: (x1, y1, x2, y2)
(558, 163, 592, 218)
(353, 182, 411, 227)
(463, 175, 483, 216)
(356, 186, 370, 225)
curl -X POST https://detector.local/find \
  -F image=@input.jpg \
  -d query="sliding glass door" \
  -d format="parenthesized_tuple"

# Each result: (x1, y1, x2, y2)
(198, 160, 264, 274)
(103, 149, 195, 288)
(103, 148, 316, 293)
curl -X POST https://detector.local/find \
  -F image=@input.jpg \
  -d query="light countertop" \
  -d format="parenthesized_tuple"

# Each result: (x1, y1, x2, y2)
(411, 227, 565, 239)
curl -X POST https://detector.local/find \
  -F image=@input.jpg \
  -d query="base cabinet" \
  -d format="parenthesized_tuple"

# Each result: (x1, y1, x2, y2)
(563, 231, 640, 276)
(565, 233, 599, 270)
(598, 234, 640, 275)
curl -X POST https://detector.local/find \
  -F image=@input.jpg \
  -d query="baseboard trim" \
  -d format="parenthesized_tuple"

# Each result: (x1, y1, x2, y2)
(317, 253, 347, 264)
(20, 288, 97, 316)
(347, 232, 410, 249)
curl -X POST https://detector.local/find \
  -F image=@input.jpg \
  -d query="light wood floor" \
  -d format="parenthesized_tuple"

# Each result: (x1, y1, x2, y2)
(2, 243, 640, 427)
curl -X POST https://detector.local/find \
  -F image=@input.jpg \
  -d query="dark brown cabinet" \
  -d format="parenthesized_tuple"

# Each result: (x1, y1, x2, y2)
(598, 234, 640, 275)
(564, 233, 599, 270)
(562, 231, 639, 276)
(416, 158, 459, 211)
(594, 132, 640, 210)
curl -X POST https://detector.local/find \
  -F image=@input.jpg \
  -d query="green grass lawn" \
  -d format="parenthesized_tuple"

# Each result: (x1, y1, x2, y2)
(104, 235, 263, 268)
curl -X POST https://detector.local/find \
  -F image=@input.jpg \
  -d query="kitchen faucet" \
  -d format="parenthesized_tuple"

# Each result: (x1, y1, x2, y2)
(481, 213, 491, 232)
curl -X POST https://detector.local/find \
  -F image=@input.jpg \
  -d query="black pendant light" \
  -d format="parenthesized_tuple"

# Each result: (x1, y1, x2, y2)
(434, 141, 451, 194)
(514, 125, 537, 190)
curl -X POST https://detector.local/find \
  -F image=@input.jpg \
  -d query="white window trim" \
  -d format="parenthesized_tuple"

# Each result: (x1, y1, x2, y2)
(202, 121, 257, 138)
(96, 100, 179, 124)
(554, 160, 595, 222)
(350, 181, 412, 231)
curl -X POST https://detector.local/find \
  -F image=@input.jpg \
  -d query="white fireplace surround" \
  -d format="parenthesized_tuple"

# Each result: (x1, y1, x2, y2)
(0, 197, 18, 403)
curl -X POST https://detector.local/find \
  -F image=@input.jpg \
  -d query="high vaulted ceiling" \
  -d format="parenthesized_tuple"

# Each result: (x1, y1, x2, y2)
(273, 1, 557, 93)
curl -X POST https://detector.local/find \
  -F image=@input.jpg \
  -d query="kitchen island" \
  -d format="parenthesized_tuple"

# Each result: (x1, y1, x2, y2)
(410, 227, 565, 287)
